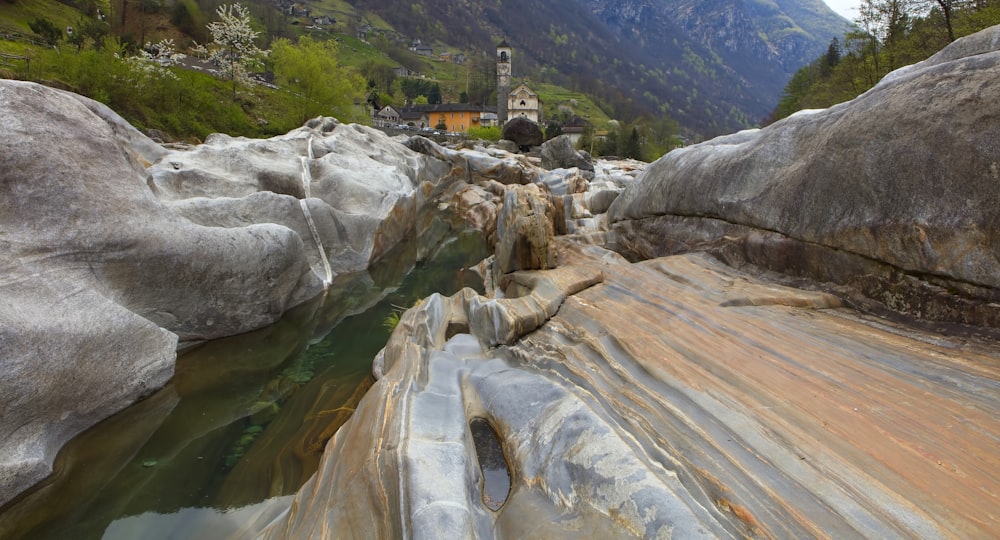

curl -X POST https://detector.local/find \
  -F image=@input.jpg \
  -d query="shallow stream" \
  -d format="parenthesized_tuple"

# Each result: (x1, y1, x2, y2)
(0, 229, 488, 540)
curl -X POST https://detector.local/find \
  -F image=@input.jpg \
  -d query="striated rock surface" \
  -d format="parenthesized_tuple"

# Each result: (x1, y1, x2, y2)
(0, 83, 488, 508)
(608, 25, 1000, 328)
(494, 184, 558, 276)
(257, 27, 1000, 540)
(260, 241, 1000, 538)
(0, 80, 311, 507)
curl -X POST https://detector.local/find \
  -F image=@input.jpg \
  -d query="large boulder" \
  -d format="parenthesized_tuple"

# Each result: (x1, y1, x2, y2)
(151, 121, 460, 286)
(539, 134, 593, 172)
(501, 116, 543, 150)
(0, 80, 313, 506)
(0, 83, 475, 507)
(609, 25, 1000, 328)
(494, 184, 558, 276)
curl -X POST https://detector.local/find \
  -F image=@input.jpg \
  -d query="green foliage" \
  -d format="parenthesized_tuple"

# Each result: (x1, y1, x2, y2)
(589, 117, 680, 161)
(544, 120, 562, 141)
(28, 17, 62, 45)
(171, 0, 209, 42)
(399, 78, 441, 104)
(271, 36, 366, 124)
(770, 0, 1000, 122)
(467, 125, 501, 141)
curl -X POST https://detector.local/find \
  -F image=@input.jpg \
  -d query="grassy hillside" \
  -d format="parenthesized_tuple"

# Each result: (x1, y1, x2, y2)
(0, 0, 92, 34)
(1, 0, 661, 152)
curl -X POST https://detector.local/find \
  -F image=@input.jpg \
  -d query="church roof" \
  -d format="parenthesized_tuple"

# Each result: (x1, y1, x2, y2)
(497, 39, 510, 48)
(509, 82, 537, 97)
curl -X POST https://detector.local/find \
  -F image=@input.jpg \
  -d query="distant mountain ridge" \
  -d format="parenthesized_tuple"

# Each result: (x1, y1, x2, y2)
(353, 0, 849, 137)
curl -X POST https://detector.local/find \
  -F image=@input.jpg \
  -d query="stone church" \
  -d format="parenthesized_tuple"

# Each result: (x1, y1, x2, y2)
(496, 40, 542, 125)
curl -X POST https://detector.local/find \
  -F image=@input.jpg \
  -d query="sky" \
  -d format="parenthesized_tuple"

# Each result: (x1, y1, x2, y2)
(824, 0, 859, 21)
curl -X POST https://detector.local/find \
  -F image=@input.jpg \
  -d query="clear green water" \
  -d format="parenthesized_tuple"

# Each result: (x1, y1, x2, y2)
(0, 229, 488, 540)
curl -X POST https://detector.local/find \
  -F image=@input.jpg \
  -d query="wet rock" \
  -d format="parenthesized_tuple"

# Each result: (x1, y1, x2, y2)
(609, 25, 1000, 328)
(0, 80, 310, 506)
(260, 241, 1000, 538)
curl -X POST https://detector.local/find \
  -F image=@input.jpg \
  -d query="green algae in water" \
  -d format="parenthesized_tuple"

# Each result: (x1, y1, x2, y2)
(0, 228, 489, 540)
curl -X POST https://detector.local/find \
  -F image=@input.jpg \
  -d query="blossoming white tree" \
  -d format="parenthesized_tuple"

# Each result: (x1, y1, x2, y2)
(199, 3, 269, 100)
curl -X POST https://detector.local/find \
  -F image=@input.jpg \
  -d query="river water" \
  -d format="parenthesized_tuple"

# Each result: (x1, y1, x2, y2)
(0, 229, 488, 540)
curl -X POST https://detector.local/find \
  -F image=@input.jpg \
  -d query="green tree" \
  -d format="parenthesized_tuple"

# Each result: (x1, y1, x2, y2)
(28, 18, 62, 46)
(399, 79, 442, 104)
(200, 3, 269, 101)
(544, 120, 562, 141)
(271, 36, 366, 124)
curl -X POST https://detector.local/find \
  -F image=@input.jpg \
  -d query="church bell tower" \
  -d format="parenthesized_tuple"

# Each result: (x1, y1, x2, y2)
(496, 40, 512, 126)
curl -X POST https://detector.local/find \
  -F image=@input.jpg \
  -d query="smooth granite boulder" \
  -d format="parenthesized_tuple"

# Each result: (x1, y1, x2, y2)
(151, 121, 460, 288)
(0, 83, 478, 508)
(608, 25, 1000, 327)
(0, 80, 311, 507)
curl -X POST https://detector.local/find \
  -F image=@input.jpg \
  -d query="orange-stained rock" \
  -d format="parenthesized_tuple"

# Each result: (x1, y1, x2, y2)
(259, 241, 1000, 538)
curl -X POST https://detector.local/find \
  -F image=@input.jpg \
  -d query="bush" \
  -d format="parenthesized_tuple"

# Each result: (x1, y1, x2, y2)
(28, 18, 62, 45)
(467, 125, 501, 141)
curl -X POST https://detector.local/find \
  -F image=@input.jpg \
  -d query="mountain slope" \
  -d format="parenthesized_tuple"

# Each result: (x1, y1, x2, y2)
(352, 0, 849, 137)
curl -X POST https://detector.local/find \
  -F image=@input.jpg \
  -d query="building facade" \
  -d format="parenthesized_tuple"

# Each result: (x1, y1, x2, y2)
(507, 83, 541, 124)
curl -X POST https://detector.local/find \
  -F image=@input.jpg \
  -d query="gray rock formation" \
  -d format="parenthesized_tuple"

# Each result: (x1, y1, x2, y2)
(494, 184, 558, 276)
(609, 24, 1000, 328)
(0, 83, 481, 507)
(539, 134, 594, 173)
(0, 80, 311, 506)
(254, 26, 1000, 540)
(501, 117, 544, 151)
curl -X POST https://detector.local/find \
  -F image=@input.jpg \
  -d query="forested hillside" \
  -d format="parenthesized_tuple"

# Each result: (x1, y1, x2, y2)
(770, 0, 1000, 121)
(354, 0, 848, 137)
(2, 0, 848, 147)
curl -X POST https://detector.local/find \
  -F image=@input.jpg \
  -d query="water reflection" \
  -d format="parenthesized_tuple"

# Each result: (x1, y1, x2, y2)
(0, 228, 487, 540)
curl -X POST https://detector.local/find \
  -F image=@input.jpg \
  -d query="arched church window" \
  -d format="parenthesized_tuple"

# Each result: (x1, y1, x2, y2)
(520, 100, 526, 106)
(500, 52, 508, 62)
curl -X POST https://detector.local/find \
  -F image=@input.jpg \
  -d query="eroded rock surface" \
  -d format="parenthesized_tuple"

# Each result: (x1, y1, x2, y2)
(257, 26, 1000, 540)
(0, 82, 521, 507)
(539, 134, 594, 173)
(0, 80, 311, 506)
(609, 25, 1000, 328)
(260, 242, 1000, 538)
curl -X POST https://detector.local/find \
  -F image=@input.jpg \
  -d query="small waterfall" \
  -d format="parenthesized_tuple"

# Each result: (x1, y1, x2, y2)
(299, 136, 333, 287)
